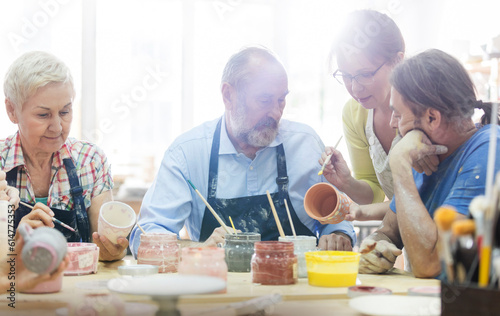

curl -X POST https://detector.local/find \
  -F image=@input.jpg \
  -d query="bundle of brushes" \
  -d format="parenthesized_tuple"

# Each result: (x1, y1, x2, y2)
(434, 206, 458, 283)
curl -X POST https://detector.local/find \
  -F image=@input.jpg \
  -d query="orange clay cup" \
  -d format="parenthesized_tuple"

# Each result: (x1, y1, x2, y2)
(304, 183, 353, 224)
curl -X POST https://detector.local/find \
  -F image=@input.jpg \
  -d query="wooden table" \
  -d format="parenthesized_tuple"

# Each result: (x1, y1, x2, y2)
(0, 256, 439, 316)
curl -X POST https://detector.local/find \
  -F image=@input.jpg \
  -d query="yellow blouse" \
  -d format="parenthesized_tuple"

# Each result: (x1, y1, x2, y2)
(342, 98, 386, 203)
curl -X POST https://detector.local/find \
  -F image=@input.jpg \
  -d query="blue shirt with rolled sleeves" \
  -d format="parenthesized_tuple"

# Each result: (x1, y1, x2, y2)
(129, 115, 356, 257)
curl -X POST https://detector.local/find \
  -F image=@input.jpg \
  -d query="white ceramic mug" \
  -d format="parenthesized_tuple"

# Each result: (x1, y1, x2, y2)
(98, 201, 136, 244)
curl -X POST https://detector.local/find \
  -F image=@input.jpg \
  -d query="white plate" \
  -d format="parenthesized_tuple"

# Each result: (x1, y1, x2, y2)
(349, 295, 441, 316)
(56, 302, 158, 316)
(107, 274, 226, 297)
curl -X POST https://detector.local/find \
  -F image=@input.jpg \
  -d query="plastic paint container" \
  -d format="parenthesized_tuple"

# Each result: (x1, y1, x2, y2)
(279, 235, 316, 278)
(65, 243, 99, 276)
(137, 233, 180, 273)
(225, 232, 261, 272)
(305, 251, 360, 287)
(251, 241, 297, 285)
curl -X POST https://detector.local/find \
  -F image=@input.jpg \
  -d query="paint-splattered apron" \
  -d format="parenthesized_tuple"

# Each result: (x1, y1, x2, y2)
(7, 158, 90, 242)
(199, 119, 315, 241)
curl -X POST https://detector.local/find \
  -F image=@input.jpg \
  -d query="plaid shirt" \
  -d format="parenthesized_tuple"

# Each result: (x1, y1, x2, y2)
(0, 132, 113, 211)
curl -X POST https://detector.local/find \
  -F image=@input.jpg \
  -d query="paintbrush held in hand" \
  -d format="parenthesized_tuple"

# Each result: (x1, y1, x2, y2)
(187, 179, 232, 234)
(19, 201, 75, 232)
(318, 135, 343, 176)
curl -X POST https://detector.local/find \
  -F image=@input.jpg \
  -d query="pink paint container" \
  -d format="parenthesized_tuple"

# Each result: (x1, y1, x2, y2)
(22, 274, 63, 294)
(178, 247, 227, 280)
(137, 233, 180, 273)
(251, 241, 297, 285)
(178, 247, 227, 293)
(64, 243, 99, 276)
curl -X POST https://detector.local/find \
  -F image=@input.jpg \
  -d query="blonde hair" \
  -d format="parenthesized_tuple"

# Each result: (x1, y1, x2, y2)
(4, 51, 73, 108)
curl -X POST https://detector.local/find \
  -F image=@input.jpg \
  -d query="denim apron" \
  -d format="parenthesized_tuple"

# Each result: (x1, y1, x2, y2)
(199, 119, 315, 241)
(7, 158, 90, 242)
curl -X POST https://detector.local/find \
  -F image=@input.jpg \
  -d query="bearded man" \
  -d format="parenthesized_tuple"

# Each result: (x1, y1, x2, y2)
(129, 46, 355, 254)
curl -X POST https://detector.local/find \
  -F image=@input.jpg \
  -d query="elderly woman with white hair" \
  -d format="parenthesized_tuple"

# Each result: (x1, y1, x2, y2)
(1, 51, 125, 261)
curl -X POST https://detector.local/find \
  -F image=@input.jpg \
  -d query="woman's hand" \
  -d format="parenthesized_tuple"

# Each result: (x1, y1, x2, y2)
(0, 181, 8, 201)
(18, 202, 55, 230)
(319, 147, 353, 190)
(344, 203, 363, 221)
(0, 233, 69, 292)
(0, 170, 7, 193)
(92, 232, 128, 262)
(0, 170, 20, 209)
(4, 186, 20, 210)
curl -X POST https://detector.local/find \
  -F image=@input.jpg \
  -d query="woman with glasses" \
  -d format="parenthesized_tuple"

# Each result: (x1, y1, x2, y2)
(320, 10, 404, 219)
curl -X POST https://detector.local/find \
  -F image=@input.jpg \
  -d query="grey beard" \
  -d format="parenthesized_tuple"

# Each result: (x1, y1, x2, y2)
(245, 124, 278, 147)
(232, 117, 279, 148)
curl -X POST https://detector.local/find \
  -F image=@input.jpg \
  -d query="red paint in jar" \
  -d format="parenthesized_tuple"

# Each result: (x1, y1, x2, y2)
(251, 241, 297, 285)
(137, 233, 180, 273)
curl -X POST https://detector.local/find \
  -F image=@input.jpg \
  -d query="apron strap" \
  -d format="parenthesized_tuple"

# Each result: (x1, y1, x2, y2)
(6, 167, 17, 188)
(7, 164, 85, 242)
(276, 144, 288, 206)
(198, 117, 315, 241)
(207, 118, 289, 203)
(62, 158, 90, 242)
(207, 119, 222, 201)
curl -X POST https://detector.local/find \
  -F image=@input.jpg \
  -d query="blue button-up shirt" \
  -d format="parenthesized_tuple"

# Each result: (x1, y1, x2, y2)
(130, 115, 355, 256)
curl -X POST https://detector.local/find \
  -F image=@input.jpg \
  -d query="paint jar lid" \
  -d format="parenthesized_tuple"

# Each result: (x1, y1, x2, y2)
(348, 286, 392, 298)
(118, 265, 159, 276)
(408, 286, 440, 297)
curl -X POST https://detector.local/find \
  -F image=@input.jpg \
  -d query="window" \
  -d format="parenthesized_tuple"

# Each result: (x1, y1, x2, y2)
(1, 0, 498, 190)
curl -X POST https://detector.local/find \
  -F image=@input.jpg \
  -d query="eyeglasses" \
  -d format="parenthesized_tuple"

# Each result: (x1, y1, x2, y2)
(332, 62, 386, 86)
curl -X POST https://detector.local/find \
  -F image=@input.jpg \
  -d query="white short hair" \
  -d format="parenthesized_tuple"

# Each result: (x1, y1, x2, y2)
(4, 51, 73, 108)
(221, 46, 283, 90)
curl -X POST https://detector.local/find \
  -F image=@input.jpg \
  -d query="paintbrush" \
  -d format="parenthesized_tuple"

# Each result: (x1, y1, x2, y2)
(19, 201, 75, 232)
(283, 199, 296, 237)
(187, 180, 232, 234)
(434, 205, 458, 283)
(266, 190, 285, 238)
(469, 195, 491, 286)
(469, 195, 487, 251)
(318, 135, 343, 176)
(452, 219, 476, 248)
(136, 209, 147, 235)
(480, 102, 499, 287)
(452, 219, 476, 284)
(229, 216, 237, 234)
